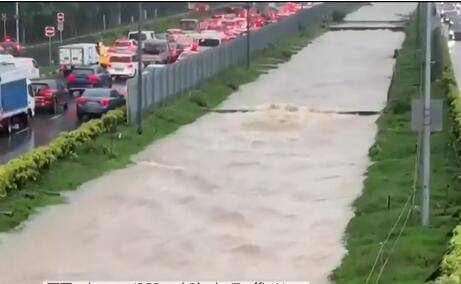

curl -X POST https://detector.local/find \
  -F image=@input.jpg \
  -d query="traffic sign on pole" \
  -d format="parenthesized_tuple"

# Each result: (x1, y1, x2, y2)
(57, 12, 64, 43)
(57, 12, 64, 23)
(44, 26, 55, 37)
(44, 26, 55, 65)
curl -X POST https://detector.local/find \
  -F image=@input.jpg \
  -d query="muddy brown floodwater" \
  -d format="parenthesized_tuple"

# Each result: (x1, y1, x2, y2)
(0, 3, 414, 284)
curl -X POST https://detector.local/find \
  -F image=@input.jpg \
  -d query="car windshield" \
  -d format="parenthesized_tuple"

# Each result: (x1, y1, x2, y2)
(199, 38, 220, 47)
(31, 83, 50, 93)
(180, 21, 198, 31)
(128, 33, 147, 41)
(73, 68, 94, 75)
(83, 89, 110, 98)
(110, 56, 132, 63)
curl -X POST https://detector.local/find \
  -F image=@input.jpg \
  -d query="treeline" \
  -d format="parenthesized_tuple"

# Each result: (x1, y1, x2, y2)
(0, 2, 188, 45)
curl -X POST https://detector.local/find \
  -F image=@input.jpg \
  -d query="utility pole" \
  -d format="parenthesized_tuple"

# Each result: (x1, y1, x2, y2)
(136, 1, 143, 134)
(15, 2, 19, 44)
(2, 13, 6, 39)
(103, 14, 106, 33)
(246, 2, 251, 69)
(422, 2, 432, 226)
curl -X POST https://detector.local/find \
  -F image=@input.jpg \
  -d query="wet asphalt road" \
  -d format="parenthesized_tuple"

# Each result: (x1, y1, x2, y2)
(0, 78, 128, 164)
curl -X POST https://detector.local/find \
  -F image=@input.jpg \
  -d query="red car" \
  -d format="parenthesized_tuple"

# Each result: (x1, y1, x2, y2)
(31, 79, 69, 114)
(108, 39, 137, 54)
(1, 35, 24, 56)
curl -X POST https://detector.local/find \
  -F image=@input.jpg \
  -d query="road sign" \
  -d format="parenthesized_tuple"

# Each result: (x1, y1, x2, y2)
(57, 22, 64, 32)
(57, 12, 64, 23)
(44, 26, 55, 37)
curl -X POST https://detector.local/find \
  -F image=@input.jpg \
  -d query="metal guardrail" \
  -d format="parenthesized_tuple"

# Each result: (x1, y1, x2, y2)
(126, 2, 359, 124)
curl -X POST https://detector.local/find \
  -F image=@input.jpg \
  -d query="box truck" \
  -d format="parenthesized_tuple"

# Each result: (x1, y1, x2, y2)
(59, 43, 99, 72)
(0, 64, 35, 134)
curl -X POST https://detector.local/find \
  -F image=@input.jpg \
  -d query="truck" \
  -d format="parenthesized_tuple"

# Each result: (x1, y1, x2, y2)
(58, 43, 99, 73)
(0, 64, 35, 134)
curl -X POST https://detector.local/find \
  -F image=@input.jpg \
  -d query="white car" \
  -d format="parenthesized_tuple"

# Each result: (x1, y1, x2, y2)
(107, 53, 139, 78)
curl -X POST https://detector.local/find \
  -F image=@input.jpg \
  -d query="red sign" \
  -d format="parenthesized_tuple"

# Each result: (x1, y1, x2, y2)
(44, 26, 55, 37)
(57, 12, 64, 23)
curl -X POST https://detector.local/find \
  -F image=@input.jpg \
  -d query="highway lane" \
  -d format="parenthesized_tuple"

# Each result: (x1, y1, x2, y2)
(0, 78, 128, 164)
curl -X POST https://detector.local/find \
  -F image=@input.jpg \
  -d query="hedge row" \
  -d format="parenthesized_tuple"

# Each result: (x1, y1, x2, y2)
(433, 35, 461, 284)
(0, 108, 126, 199)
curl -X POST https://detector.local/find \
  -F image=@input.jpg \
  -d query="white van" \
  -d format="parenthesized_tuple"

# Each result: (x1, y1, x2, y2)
(180, 19, 200, 33)
(12, 57, 40, 79)
(128, 30, 155, 48)
(107, 53, 139, 78)
(128, 30, 155, 41)
(59, 43, 99, 71)
(198, 31, 225, 50)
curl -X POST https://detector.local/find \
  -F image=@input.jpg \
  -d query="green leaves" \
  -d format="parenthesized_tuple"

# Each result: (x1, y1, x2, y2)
(0, 108, 125, 199)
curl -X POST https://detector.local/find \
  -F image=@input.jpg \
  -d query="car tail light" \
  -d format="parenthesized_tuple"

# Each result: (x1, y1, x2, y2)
(75, 97, 86, 105)
(100, 98, 110, 106)
(107, 63, 112, 68)
(66, 73, 75, 83)
(39, 88, 55, 96)
(127, 63, 133, 69)
(87, 74, 100, 83)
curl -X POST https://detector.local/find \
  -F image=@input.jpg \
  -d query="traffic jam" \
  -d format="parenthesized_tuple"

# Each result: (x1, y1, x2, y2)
(0, 2, 316, 136)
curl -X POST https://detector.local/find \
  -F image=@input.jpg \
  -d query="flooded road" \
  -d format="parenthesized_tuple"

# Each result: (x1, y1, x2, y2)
(0, 3, 413, 284)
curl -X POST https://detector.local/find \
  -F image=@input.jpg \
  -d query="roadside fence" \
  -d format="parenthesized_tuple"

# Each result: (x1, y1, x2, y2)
(126, 2, 359, 124)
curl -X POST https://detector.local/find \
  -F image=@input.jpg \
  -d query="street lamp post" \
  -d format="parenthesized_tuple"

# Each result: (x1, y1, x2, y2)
(136, 2, 143, 134)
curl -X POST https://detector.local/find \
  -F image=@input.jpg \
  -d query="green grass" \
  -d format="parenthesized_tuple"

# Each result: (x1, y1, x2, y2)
(331, 16, 461, 284)
(39, 65, 58, 76)
(0, 21, 328, 233)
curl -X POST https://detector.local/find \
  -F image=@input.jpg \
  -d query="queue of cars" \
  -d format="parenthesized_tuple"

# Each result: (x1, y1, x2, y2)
(0, 1, 315, 134)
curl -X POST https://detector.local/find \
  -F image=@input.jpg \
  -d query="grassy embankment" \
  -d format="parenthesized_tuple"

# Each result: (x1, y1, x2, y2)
(332, 12, 461, 284)
(0, 13, 335, 233)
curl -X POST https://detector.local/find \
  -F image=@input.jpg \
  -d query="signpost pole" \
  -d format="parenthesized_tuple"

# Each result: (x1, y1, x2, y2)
(2, 13, 6, 38)
(103, 14, 106, 33)
(15, 2, 19, 44)
(48, 35, 51, 65)
(44, 26, 55, 66)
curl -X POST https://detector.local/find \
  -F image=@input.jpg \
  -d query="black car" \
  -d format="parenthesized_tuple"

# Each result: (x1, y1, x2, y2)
(31, 79, 69, 114)
(65, 65, 112, 95)
(75, 88, 125, 121)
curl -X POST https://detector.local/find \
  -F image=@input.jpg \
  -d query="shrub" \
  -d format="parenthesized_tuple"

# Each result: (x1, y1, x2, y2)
(0, 108, 125, 198)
